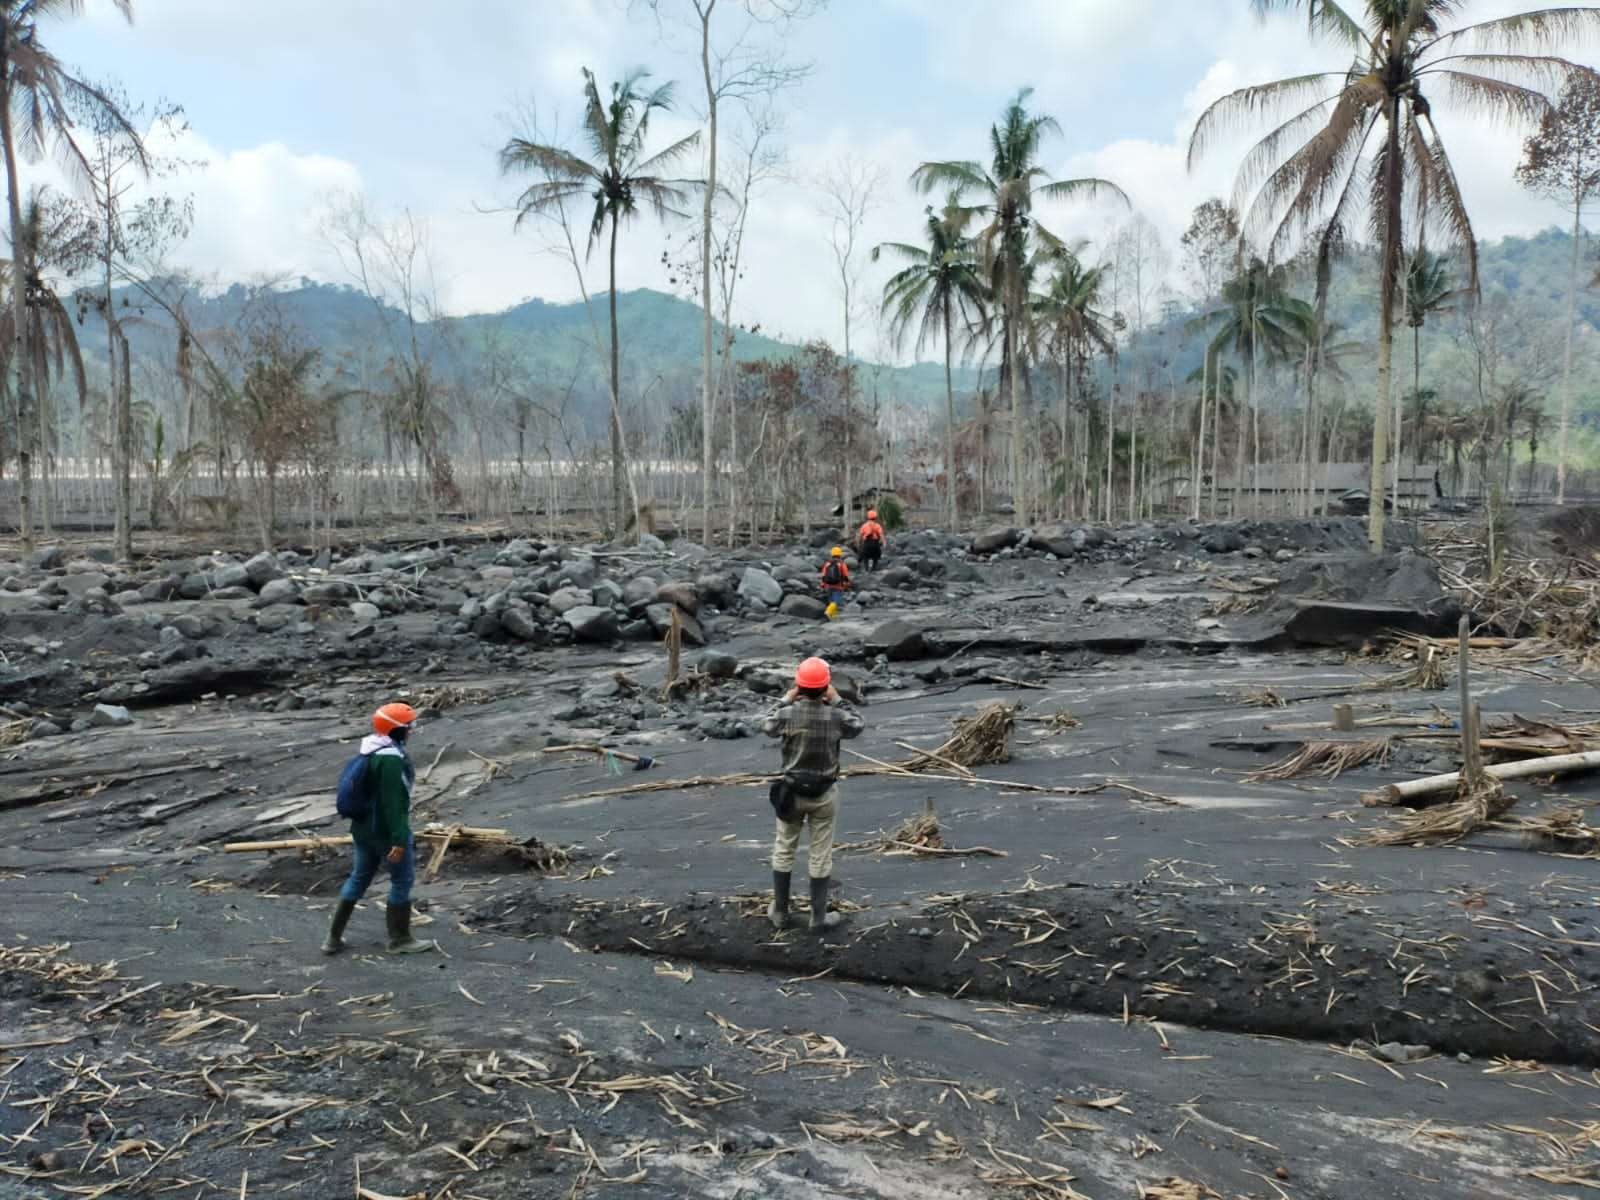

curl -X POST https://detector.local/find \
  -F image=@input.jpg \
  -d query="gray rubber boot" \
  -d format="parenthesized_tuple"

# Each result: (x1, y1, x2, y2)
(385, 903, 433, 954)
(321, 899, 357, 955)
(809, 876, 842, 933)
(768, 871, 792, 930)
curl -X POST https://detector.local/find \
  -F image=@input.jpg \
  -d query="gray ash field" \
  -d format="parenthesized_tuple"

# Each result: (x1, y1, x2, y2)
(2, 516, 1597, 1199)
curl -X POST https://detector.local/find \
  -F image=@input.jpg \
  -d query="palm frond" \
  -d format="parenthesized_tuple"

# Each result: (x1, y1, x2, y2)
(1035, 176, 1130, 207)
(1250, 0, 1371, 51)
(1433, 69, 1556, 125)
(1245, 76, 1383, 255)
(1423, 7, 1600, 56)
(1188, 73, 1356, 171)
(911, 159, 991, 198)
(631, 130, 702, 178)
(1418, 116, 1481, 294)
(498, 139, 598, 184)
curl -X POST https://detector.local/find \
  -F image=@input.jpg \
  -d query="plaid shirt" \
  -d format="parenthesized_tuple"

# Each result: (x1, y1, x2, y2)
(762, 698, 864, 788)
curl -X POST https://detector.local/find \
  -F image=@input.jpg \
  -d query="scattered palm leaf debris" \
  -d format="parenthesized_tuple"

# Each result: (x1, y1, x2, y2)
(0, 942, 121, 990)
(1363, 778, 1513, 846)
(899, 702, 1017, 771)
(1243, 738, 1392, 783)
(1022, 709, 1081, 736)
(1142, 1180, 1223, 1200)
(1492, 806, 1600, 854)
(542, 742, 658, 772)
(0, 718, 30, 747)
(1242, 688, 1288, 709)
(408, 684, 496, 711)
(838, 811, 1009, 859)
(226, 825, 571, 876)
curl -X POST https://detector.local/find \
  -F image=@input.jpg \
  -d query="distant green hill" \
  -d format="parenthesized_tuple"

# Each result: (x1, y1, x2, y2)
(73, 227, 1597, 458)
(87, 280, 974, 445)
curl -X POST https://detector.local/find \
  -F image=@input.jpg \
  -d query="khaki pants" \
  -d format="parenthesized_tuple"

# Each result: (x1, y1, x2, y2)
(771, 784, 838, 879)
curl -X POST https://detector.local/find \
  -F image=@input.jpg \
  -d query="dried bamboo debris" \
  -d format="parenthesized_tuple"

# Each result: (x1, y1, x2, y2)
(1243, 738, 1392, 783)
(1362, 779, 1514, 847)
(899, 703, 1017, 771)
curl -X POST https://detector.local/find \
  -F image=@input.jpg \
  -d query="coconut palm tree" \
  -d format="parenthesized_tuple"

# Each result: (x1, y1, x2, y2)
(1031, 245, 1114, 517)
(873, 196, 989, 528)
(1400, 247, 1462, 504)
(1, 0, 142, 548)
(912, 89, 1126, 522)
(1197, 258, 1308, 515)
(500, 67, 699, 534)
(1191, 0, 1600, 550)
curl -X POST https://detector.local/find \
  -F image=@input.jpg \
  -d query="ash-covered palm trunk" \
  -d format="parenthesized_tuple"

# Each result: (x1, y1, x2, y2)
(943, 301, 957, 528)
(608, 218, 625, 535)
(1, 66, 35, 550)
(1370, 100, 1401, 554)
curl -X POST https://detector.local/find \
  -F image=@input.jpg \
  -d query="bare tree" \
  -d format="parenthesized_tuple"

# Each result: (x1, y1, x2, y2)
(74, 80, 192, 562)
(1181, 199, 1239, 520)
(322, 193, 460, 515)
(817, 155, 882, 535)
(1517, 72, 1600, 506)
(641, 0, 817, 546)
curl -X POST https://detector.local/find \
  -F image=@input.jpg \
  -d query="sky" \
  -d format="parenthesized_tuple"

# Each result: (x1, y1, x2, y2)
(38, 0, 1600, 362)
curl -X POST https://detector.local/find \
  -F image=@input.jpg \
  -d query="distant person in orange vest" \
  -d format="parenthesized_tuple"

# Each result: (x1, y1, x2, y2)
(856, 509, 886, 572)
(819, 546, 852, 615)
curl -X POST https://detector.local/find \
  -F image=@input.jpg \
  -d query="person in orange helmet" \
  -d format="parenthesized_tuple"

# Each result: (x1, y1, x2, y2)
(818, 545, 852, 610)
(323, 702, 433, 956)
(856, 508, 886, 572)
(762, 656, 863, 934)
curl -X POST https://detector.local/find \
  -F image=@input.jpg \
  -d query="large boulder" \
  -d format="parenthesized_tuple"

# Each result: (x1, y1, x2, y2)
(738, 567, 783, 608)
(257, 577, 301, 606)
(696, 572, 734, 608)
(500, 604, 543, 641)
(970, 526, 1020, 555)
(255, 604, 302, 632)
(548, 586, 593, 615)
(698, 651, 738, 679)
(213, 561, 250, 590)
(178, 572, 212, 600)
(646, 602, 705, 646)
(622, 576, 658, 612)
(59, 571, 111, 597)
(563, 605, 619, 642)
(866, 618, 927, 661)
(1201, 528, 1245, 554)
(303, 580, 355, 604)
(778, 594, 828, 620)
(244, 551, 282, 586)
(656, 580, 700, 615)
(90, 703, 134, 728)
(26, 545, 64, 570)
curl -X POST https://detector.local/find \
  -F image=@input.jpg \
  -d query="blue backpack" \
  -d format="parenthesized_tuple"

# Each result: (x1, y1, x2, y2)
(335, 751, 379, 821)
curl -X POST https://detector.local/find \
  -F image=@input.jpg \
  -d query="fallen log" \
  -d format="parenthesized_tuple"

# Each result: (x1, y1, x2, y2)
(225, 825, 510, 853)
(1362, 749, 1600, 807)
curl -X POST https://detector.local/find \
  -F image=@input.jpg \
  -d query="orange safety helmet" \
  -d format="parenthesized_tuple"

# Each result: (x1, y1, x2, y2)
(866, 509, 878, 520)
(372, 702, 419, 736)
(830, 546, 845, 558)
(795, 656, 831, 690)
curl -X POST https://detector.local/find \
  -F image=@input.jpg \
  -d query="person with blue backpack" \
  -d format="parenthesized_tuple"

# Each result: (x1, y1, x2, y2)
(322, 702, 433, 956)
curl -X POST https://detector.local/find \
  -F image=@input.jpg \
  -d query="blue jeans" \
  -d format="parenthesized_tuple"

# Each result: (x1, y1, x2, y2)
(340, 837, 415, 906)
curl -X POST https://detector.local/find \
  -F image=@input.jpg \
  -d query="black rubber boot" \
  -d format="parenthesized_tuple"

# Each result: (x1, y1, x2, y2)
(321, 899, 357, 956)
(385, 903, 432, 955)
(768, 872, 792, 930)
(809, 876, 841, 933)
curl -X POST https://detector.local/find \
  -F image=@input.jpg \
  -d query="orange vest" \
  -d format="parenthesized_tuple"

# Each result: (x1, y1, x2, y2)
(858, 520, 884, 543)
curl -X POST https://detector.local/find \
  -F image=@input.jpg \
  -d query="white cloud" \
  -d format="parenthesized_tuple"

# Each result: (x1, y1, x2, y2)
(49, 0, 1600, 360)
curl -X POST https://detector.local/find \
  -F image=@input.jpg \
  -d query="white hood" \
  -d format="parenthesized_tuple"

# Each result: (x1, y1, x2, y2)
(360, 733, 400, 756)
